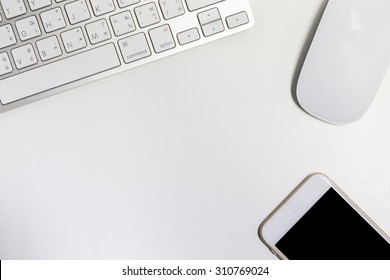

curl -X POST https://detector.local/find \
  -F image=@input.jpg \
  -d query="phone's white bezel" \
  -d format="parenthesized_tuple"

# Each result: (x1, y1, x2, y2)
(261, 174, 331, 245)
(259, 173, 390, 259)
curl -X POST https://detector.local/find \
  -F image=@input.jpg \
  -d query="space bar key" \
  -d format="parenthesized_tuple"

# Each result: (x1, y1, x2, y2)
(0, 44, 120, 105)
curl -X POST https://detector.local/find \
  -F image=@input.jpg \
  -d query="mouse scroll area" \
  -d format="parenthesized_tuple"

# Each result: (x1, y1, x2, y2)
(297, 0, 390, 124)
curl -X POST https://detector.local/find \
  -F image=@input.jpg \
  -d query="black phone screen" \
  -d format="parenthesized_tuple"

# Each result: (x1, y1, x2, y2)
(275, 188, 390, 260)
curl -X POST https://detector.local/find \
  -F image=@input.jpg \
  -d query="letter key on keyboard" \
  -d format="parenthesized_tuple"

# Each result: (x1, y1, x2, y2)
(0, 0, 254, 112)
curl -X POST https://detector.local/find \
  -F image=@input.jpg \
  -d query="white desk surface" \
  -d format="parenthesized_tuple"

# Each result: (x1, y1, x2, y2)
(1, 0, 390, 259)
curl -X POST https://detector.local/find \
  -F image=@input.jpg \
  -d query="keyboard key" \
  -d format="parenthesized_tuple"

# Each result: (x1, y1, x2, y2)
(36, 36, 62, 61)
(135, 2, 160, 28)
(27, 0, 52, 11)
(177, 28, 200, 45)
(61, 27, 87, 52)
(201, 19, 224, 37)
(185, 0, 224, 12)
(110, 11, 136, 36)
(0, 0, 27, 19)
(0, 44, 120, 104)
(197, 8, 224, 37)
(0, 24, 17, 49)
(85, 19, 112, 44)
(226, 11, 249, 29)
(0, 52, 13, 76)
(40, 7, 67, 33)
(117, 0, 139, 8)
(11, 44, 38, 69)
(198, 8, 221, 25)
(149, 24, 175, 53)
(118, 33, 151, 63)
(65, 0, 91, 25)
(90, 0, 115, 16)
(15, 16, 42, 41)
(159, 0, 185, 20)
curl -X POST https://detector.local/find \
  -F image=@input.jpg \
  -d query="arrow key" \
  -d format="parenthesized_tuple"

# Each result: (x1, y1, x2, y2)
(177, 28, 200, 45)
(226, 11, 249, 29)
(201, 19, 224, 37)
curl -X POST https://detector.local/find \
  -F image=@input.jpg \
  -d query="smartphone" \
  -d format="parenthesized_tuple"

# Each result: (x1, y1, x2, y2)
(259, 173, 390, 260)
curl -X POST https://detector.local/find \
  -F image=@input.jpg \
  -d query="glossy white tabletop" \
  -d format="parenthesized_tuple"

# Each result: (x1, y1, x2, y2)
(1, 0, 390, 259)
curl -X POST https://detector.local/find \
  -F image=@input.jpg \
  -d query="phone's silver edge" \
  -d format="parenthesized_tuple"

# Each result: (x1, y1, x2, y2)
(329, 175, 390, 244)
(258, 172, 390, 260)
(258, 173, 321, 260)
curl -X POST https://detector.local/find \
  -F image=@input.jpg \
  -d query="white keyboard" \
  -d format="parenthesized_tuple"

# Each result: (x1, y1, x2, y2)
(0, 0, 254, 112)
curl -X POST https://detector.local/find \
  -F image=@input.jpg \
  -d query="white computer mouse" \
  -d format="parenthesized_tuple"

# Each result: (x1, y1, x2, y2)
(297, 0, 390, 124)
